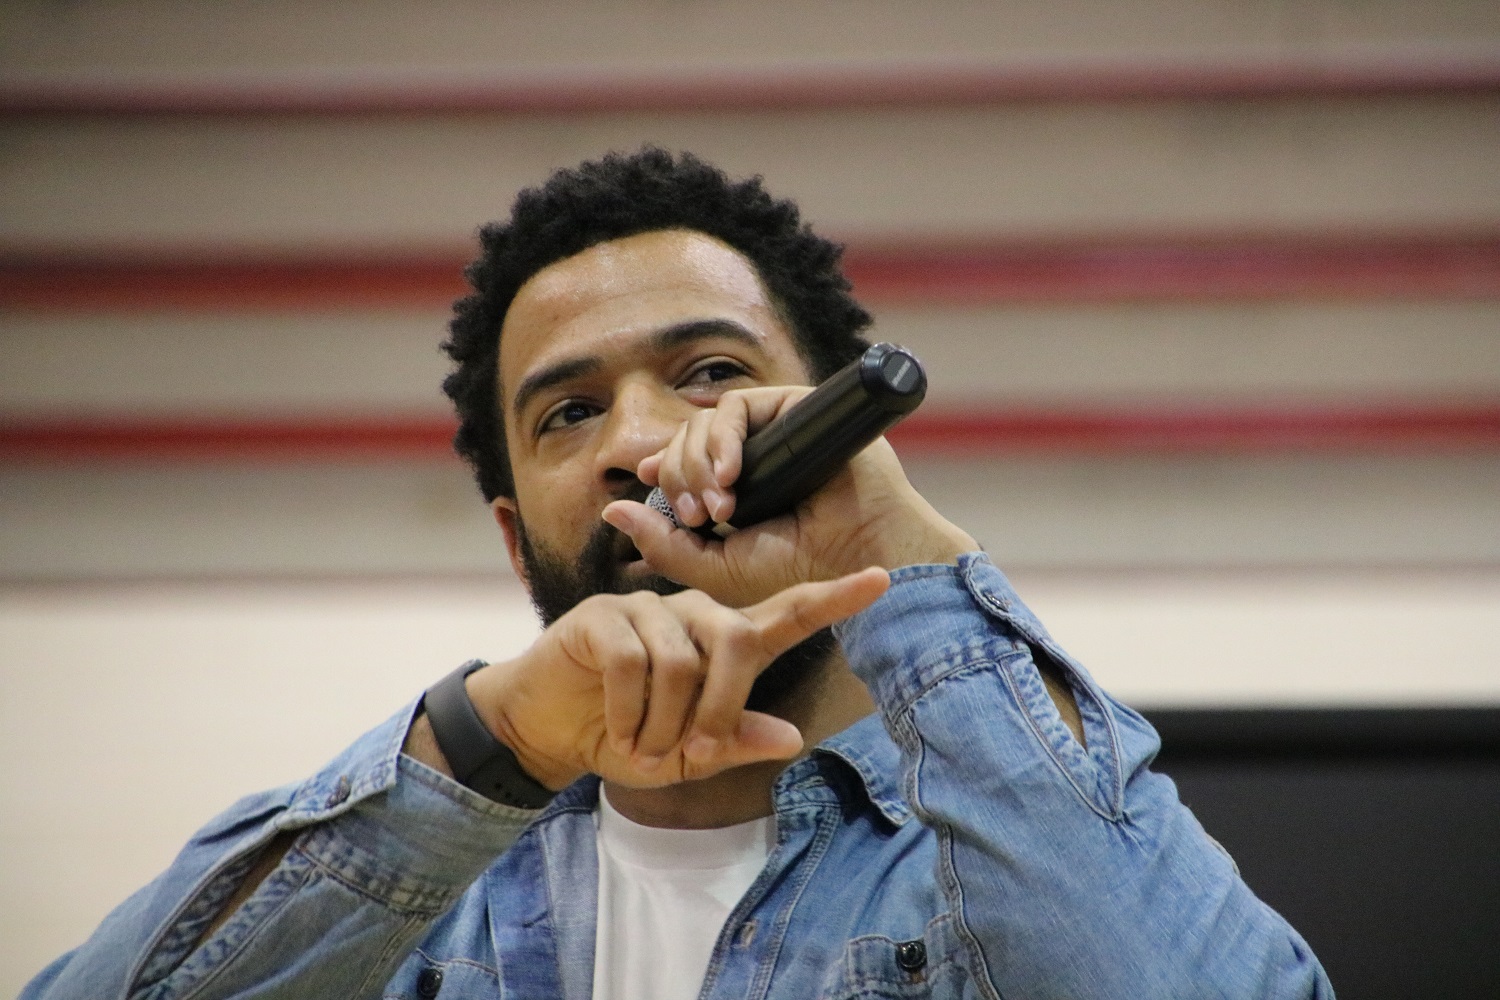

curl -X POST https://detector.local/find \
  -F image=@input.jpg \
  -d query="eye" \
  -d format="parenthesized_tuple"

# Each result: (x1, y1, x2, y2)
(682, 358, 750, 386)
(538, 400, 600, 434)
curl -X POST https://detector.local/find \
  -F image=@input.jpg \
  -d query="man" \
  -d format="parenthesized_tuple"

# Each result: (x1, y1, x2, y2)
(24, 148, 1332, 999)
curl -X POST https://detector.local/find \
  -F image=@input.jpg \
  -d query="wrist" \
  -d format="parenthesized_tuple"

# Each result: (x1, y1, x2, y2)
(420, 661, 561, 809)
(464, 661, 583, 792)
(851, 495, 977, 574)
(878, 522, 976, 570)
(401, 711, 454, 778)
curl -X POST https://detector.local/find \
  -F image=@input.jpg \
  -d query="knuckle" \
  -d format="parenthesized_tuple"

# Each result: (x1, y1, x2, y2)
(624, 591, 663, 613)
(667, 588, 713, 615)
(714, 609, 754, 642)
(575, 592, 614, 615)
(608, 641, 648, 676)
(725, 620, 765, 659)
(655, 648, 704, 685)
(697, 609, 754, 659)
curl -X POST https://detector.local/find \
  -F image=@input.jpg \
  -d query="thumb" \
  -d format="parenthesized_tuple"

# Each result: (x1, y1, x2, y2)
(685, 711, 804, 779)
(603, 499, 730, 592)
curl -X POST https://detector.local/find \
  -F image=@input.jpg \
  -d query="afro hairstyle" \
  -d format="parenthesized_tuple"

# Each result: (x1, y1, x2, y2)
(441, 147, 873, 502)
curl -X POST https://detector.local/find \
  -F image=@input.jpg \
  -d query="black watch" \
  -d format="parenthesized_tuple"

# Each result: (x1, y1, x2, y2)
(421, 661, 556, 810)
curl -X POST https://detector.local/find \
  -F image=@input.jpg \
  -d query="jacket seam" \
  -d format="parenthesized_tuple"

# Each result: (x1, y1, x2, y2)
(353, 915, 430, 1000)
(409, 948, 502, 978)
(886, 643, 1121, 822)
(964, 578, 1128, 820)
(897, 693, 1003, 1000)
(1032, 634, 1130, 816)
(743, 805, 842, 1000)
(298, 836, 466, 916)
(126, 828, 285, 999)
(994, 656, 1122, 822)
(154, 855, 315, 1000)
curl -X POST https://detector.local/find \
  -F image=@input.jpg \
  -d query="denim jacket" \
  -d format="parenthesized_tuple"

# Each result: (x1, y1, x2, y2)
(24, 554, 1332, 999)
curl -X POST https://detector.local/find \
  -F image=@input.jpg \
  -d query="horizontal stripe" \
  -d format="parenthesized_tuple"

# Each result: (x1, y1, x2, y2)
(6, 301, 1498, 414)
(4, 61, 1498, 117)
(4, 405, 1497, 462)
(7, 454, 1497, 577)
(8, 104, 1493, 246)
(4, 233, 1497, 309)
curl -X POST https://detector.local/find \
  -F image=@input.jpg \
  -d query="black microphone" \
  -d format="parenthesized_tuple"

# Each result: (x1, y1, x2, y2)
(646, 342, 926, 537)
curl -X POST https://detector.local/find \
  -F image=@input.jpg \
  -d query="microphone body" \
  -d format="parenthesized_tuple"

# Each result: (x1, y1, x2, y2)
(646, 342, 926, 537)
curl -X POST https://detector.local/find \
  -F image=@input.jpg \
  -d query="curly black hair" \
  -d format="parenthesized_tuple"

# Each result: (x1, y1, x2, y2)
(441, 147, 874, 502)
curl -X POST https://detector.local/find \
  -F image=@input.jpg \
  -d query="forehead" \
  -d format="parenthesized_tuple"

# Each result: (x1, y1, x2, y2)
(497, 229, 795, 408)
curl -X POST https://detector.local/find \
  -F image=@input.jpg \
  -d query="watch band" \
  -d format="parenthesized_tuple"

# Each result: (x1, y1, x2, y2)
(422, 660, 556, 810)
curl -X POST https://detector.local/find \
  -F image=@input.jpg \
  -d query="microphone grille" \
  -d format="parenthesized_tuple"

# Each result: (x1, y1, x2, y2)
(644, 488, 683, 528)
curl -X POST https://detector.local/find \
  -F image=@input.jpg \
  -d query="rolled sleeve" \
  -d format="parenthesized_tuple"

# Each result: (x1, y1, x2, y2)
(834, 554, 1332, 1000)
(25, 687, 534, 1000)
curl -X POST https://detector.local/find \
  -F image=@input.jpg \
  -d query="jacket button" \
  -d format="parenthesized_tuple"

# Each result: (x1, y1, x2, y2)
(416, 965, 443, 997)
(896, 939, 927, 972)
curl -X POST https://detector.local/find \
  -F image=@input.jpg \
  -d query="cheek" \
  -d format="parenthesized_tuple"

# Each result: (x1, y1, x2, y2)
(512, 465, 598, 544)
(511, 423, 587, 490)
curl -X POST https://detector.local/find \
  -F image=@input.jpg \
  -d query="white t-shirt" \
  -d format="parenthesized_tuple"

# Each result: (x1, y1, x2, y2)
(591, 788, 776, 1000)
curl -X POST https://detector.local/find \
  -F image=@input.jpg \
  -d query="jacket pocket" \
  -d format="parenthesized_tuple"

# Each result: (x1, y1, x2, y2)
(821, 913, 980, 999)
(385, 952, 504, 999)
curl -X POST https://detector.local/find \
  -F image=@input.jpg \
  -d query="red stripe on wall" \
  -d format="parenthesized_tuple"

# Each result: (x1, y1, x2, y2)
(4, 62, 1498, 117)
(887, 406, 1500, 454)
(0, 256, 468, 312)
(4, 233, 1497, 310)
(5, 406, 1498, 463)
(845, 234, 1500, 303)
(0, 417, 455, 463)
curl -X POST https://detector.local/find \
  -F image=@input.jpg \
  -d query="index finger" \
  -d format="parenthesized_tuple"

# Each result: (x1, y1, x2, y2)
(741, 567, 890, 656)
(703, 386, 813, 489)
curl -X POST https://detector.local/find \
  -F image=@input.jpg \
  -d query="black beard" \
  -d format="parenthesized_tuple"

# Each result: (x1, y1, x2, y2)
(515, 499, 834, 715)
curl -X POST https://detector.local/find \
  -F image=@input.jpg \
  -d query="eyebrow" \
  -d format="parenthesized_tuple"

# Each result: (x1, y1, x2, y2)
(509, 318, 765, 421)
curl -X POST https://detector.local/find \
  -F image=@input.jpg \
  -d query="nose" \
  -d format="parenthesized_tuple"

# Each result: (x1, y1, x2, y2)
(593, 378, 689, 497)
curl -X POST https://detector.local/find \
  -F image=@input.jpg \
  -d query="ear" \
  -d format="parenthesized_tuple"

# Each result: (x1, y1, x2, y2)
(490, 496, 530, 591)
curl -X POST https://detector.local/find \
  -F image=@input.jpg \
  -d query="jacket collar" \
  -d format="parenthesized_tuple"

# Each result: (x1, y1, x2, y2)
(530, 713, 910, 829)
(813, 713, 912, 828)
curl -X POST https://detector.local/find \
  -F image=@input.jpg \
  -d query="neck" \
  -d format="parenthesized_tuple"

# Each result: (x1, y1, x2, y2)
(602, 654, 874, 829)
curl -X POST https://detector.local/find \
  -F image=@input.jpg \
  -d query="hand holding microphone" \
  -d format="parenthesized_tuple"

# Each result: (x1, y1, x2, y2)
(606, 340, 974, 607)
(646, 343, 927, 536)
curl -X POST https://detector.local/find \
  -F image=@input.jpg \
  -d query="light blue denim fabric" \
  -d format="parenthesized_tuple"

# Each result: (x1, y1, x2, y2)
(23, 554, 1332, 999)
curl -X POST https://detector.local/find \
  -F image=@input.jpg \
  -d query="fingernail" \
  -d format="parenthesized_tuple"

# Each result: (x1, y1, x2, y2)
(636, 753, 664, 773)
(685, 734, 719, 762)
(675, 493, 700, 523)
(701, 489, 727, 521)
(713, 457, 730, 484)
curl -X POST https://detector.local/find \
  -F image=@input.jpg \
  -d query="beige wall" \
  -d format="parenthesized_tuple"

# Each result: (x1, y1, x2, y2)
(4, 0, 1498, 76)
(8, 98, 1499, 249)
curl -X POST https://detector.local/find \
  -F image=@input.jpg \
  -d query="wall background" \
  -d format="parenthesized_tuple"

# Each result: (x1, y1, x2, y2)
(2, 1, 1498, 994)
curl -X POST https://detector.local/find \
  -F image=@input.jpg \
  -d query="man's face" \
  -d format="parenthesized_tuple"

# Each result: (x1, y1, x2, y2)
(492, 229, 828, 708)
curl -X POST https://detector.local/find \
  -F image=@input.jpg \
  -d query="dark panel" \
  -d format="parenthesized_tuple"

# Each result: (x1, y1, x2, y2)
(1147, 708, 1500, 1000)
